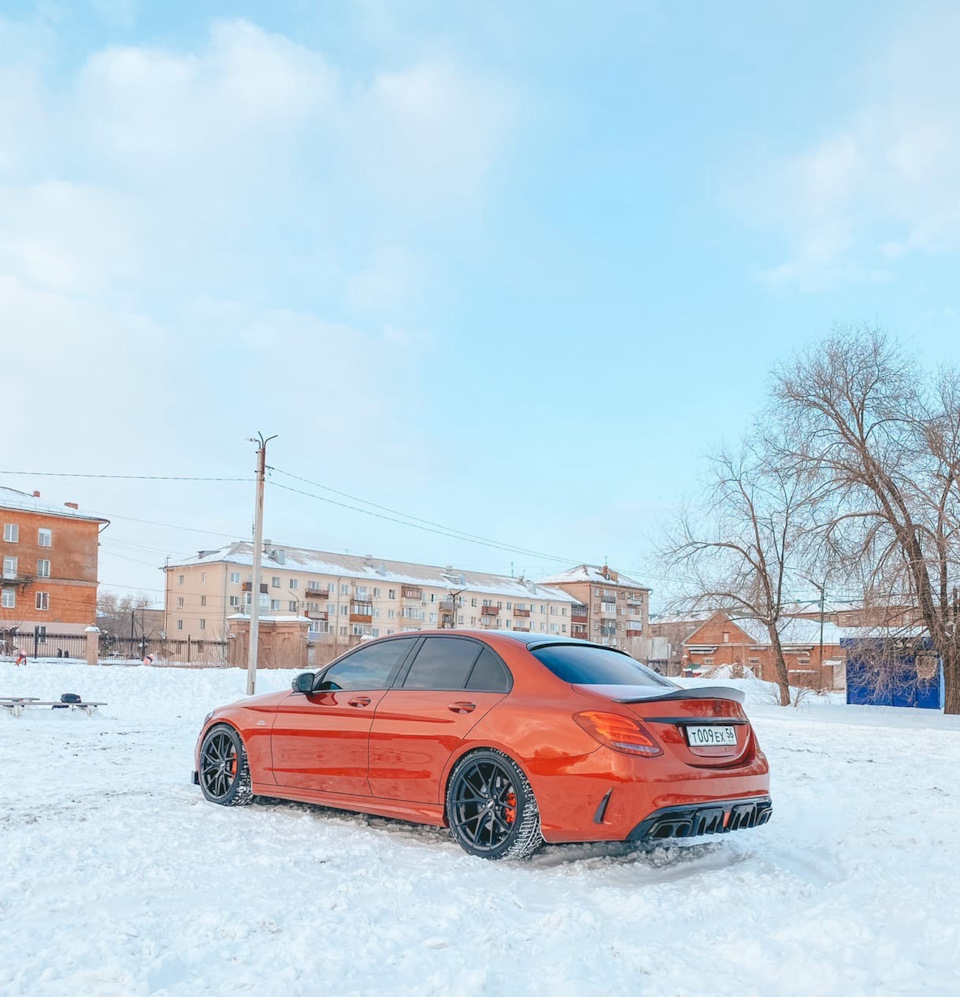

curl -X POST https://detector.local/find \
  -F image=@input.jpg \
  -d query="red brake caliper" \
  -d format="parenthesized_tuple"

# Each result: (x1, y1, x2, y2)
(504, 791, 517, 824)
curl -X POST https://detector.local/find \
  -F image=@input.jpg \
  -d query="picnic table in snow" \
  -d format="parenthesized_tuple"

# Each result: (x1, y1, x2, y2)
(0, 696, 106, 717)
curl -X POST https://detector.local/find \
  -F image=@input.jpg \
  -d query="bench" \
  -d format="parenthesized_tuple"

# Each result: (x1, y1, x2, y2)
(0, 697, 106, 717)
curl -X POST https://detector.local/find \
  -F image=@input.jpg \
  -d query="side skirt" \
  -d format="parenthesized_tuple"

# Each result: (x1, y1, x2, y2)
(250, 782, 447, 827)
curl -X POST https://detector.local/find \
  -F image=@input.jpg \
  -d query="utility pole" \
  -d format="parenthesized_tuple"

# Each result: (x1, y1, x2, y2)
(247, 432, 277, 696)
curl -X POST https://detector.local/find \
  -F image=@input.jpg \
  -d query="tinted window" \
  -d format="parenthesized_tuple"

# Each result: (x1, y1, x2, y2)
(531, 644, 674, 687)
(465, 648, 511, 693)
(318, 638, 415, 691)
(402, 637, 481, 691)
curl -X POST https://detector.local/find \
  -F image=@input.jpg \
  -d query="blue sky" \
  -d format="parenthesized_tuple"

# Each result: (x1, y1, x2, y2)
(3, 0, 960, 605)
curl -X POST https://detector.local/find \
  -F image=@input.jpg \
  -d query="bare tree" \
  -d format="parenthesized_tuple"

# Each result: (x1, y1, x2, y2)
(660, 440, 807, 706)
(772, 327, 960, 714)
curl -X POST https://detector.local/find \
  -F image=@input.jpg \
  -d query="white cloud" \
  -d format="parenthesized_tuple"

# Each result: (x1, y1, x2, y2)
(739, 16, 960, 290)
(0, 15, 514, 519)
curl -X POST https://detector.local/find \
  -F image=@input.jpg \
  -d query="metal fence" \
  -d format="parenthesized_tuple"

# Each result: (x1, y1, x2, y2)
(1, 631, 88, 660)
(0, 631, 229, 665)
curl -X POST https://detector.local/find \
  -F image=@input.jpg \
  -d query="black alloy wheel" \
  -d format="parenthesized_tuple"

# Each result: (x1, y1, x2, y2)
(446, 750, 542, 860)
(199, 724, 253, 806)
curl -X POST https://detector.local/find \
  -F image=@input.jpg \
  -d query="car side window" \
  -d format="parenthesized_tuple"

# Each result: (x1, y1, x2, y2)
(465, 648, 511, 692)
(317, 638, 415, 692)
(402, 637, 482, 691)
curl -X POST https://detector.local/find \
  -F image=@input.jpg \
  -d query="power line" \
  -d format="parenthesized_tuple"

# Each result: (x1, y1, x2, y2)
(0, 471, 249, 481)
(267, 476, 581, 564)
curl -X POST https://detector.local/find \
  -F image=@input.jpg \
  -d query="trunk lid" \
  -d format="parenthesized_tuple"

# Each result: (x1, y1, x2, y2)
(572, 683, 755, 768)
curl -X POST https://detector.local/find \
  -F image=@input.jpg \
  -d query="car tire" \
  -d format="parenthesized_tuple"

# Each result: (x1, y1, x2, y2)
(446, 749, 543, 860)
(198, 724, 253, 807)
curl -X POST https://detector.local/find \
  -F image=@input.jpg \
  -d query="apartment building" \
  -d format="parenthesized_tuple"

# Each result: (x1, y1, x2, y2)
(163, 541, 579, 645)
(539, 564, 651, 651)
(0, 487, 108, 638)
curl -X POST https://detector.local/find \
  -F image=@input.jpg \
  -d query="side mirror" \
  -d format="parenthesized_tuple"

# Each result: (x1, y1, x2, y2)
(292, 672, 315, 694)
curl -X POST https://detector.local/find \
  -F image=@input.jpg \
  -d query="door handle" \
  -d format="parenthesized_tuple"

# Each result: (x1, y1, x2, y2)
(348, 696, 371, 707)
(448, 702, 477, 714)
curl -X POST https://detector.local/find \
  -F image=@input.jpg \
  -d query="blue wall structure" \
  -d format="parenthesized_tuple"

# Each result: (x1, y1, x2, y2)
(842, 637, 944, 710)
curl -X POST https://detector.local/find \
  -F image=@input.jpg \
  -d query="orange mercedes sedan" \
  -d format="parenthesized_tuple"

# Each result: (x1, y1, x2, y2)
(194, 631, 771, 859)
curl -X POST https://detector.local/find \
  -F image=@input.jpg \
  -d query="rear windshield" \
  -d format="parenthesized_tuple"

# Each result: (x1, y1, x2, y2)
(531, 644, 675, 687)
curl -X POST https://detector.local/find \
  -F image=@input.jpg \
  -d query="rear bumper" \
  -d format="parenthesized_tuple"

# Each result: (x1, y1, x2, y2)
(628, 795, 772, 843)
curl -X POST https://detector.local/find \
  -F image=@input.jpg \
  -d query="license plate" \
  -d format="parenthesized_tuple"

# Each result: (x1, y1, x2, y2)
(685, 725, 738, 747)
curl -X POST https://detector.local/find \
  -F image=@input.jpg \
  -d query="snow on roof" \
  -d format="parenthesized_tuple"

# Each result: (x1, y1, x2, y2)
(538, 564, 650, 590)
(177, 542, 579, 602)
(649, 610, 714, 626)
(734, 616, 846, 647)
(0, 486, 109, 524)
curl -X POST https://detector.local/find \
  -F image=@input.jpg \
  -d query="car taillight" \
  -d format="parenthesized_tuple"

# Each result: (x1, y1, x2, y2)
(574, 711, 663, 757)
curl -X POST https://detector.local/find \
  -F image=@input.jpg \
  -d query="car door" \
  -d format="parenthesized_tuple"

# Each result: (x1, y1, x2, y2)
(271, 637, 417, 797)
(367, 636, 511, 803)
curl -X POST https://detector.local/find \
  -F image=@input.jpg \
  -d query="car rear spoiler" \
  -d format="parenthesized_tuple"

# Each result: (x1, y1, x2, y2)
(573, 684, 746, 705)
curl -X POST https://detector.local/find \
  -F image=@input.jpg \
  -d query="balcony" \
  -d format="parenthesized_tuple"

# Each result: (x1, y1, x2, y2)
(305, 588, 329, 600)
(571, 605, 588, 621)
(599, 602, 617, 616)
(439, 599, 456, 611)
(306, 610, 328, 621)
(513, 608, 530, 618)
(350, 603, 373, 624)
(480, 605, 498, 616)
(512, 622, 530, 631)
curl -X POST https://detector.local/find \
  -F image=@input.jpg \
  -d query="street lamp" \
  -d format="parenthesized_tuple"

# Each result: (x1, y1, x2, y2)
(804, 571, 834, 678)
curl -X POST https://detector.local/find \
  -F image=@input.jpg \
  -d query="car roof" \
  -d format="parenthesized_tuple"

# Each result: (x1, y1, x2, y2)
(374, 628, 625, 654)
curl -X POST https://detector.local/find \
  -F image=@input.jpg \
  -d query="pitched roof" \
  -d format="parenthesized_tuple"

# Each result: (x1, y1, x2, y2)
(0, 486, 109, 524)
(173, 541, 578, 602)
(538, 564, 650, 590)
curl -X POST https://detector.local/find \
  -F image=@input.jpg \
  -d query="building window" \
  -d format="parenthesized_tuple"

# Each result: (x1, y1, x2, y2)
(229, 595, 239, 607)
(373, 587, 381, 598)
(178, 575, 184, 585)
(270, 599, 281, 611)
(177, 597, 184, 608)
(289, 579, 298, 590)
(328, 582, 336, 592)
(230, 571, 241, 583)
(199, 619, 206, 630)
(2, 557, 17, 579)
(37, 528, 51, 547)
(340, 584, 349, 595)
(339, 626, 347, 636)
(272, 576, 280, 588)
(388, 589, 396, 599)
(1, 589, 14, 609)
(36, 592, 49, 611)
(3, 524, 18, 543)
(341, 605, 348, 615)
(177, 620, 183, 630)
(388, 609, 395, 619)
(200, 595, 207, 607)
(37, 559, 51, 578)
(289, 601, 297, 612)
(201, 572, 207, 583)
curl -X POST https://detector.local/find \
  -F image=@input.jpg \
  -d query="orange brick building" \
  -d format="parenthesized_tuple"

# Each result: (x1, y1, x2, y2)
(0, 487, 108, 639)
(682, 610, 844, 688)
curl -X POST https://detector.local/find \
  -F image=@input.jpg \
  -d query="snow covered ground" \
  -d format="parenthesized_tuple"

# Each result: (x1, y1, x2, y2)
(2, 661, 960, 996)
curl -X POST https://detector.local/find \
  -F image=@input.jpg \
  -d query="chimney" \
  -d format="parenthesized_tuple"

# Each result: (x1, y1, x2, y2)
(33, 491, 40, 497)
(64, 502, 79, 510)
